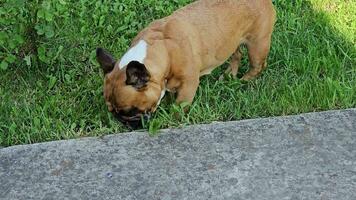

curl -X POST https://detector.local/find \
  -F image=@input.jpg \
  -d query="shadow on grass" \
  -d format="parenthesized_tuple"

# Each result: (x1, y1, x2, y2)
(0, 0, 355, 146)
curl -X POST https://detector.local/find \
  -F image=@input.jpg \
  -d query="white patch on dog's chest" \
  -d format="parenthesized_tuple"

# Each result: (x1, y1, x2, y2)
(119, 40, 148, 69)
(157, 80, 168, 107)
(157, 89, 166, 106)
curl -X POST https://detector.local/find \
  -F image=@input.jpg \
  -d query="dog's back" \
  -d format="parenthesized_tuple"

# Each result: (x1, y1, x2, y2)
(165, 0, 276, 72)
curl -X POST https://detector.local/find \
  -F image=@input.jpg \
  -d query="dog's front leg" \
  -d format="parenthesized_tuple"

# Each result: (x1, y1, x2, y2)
(176, 78, 199, 105)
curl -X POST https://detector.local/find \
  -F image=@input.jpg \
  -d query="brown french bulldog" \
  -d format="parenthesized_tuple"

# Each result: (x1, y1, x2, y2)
(97, 0, 276, 128)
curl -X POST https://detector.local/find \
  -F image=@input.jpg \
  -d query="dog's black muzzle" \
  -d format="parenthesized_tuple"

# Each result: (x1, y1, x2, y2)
(112, 111, 151, 129)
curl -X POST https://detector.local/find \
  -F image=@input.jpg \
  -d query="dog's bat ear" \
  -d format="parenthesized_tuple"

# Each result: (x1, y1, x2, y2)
(126, 61, 150, 89)
(96, 48, 116, 74)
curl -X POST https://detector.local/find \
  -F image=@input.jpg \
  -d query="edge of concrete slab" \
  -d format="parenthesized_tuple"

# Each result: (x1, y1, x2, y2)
(1, 108, 355, 200)
(2, 108, 355, 149)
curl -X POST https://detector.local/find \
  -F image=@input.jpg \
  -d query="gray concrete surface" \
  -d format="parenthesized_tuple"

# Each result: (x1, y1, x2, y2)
(1, 109, 356, 200)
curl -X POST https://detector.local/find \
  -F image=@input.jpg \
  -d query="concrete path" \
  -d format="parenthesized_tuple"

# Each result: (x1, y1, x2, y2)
(1, 109, 356, 200)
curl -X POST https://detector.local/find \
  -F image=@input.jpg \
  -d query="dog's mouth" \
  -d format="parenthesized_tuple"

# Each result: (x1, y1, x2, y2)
(112, 111, 151, 129)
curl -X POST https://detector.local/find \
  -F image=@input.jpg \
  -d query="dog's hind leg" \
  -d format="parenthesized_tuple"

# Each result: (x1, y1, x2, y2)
(219, 47, 243, 80)
(241, 9, 275, 81)
(241, 35, 272, 81)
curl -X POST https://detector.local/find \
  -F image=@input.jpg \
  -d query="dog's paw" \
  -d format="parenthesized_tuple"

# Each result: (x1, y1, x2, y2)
(241, 75, 255, 81)
(219, 74, 225, 81)
(219, 73, 238, 81)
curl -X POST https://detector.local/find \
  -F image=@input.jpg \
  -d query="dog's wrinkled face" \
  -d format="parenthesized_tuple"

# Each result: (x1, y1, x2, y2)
(96, 48, 162, 129)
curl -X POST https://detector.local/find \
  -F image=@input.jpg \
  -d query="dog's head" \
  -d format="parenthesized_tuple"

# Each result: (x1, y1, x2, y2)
(96, 48, 163, 129)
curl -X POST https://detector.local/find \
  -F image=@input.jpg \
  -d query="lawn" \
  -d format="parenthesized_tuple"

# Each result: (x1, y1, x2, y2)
(0, 0, 355, 147)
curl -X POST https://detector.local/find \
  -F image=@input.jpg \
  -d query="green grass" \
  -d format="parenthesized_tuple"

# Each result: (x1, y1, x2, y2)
(0, 0, 355, 146)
